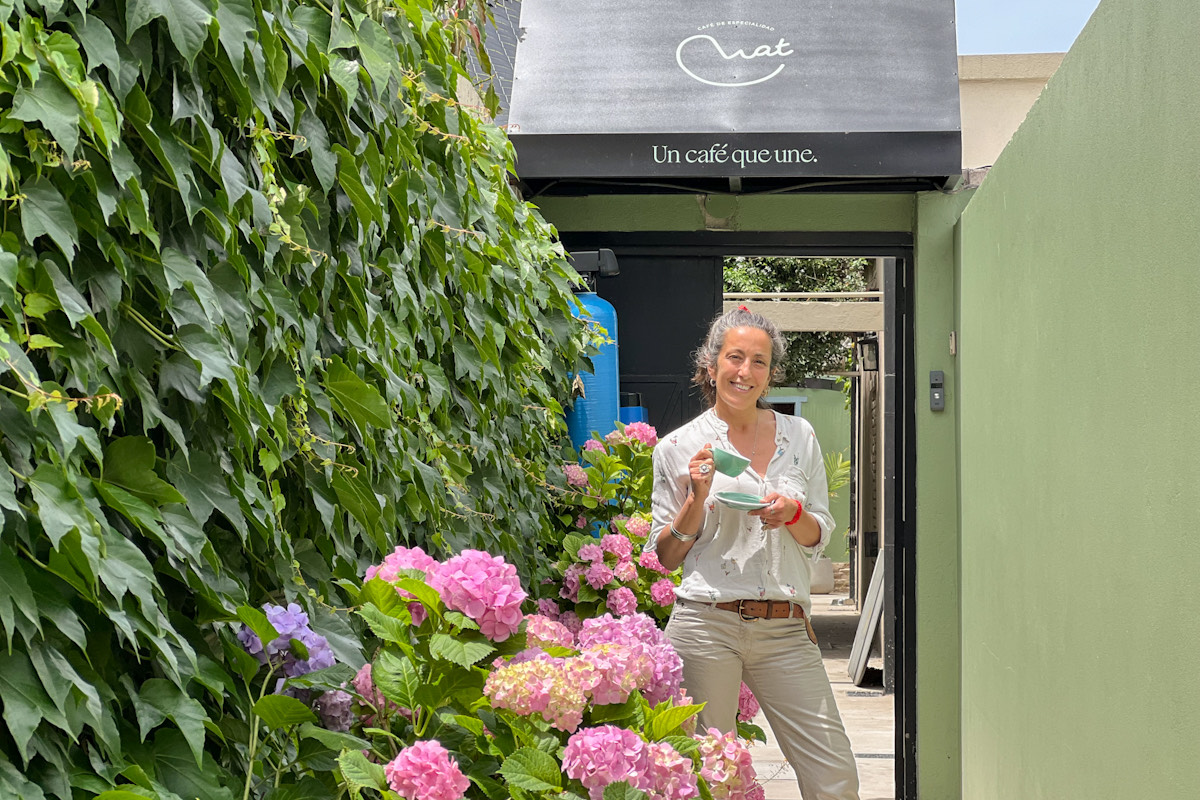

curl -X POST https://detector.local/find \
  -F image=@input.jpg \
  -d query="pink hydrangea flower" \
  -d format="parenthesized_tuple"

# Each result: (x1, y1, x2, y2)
(625, 515, 652, 538)
(564, 463, 589, 487)
(484, 656, 590, 732)
(737, 683, 760, 722)
(576, 515, 588, 529)
(561, 563, 585, 603)
(578, 543, 605, 563)
(639, 549, 671, 575)
(364, 546, 440, 625)
(578, 614, 683, 706)
(645, 741, 700, 800)
(537, 598, 562, 620)
(607, 587, 638, 616)
(614, 560, 638, 582)
(563, 726, 650, 800)
(695, 729, 758, 800)
(609, 514, 629, 532)
(744, 783, 765, 800)
(578, 643, 654, 705)
(600, 534, 633, 560)
(384, 740, 469, 800)
(585, 563, 614, 590)
(624, 422, 659, 447)
(583, 438, 606, 452)
(525, 614, 575, 650)
(429, 550, 527, 642)
(650, 578, 676, 607)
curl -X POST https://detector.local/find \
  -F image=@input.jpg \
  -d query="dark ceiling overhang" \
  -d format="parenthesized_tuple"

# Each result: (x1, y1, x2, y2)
(486, 0, 962, 195)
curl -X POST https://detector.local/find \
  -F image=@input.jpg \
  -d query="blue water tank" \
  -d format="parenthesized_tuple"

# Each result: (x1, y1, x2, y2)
(566, 293, 620, 448)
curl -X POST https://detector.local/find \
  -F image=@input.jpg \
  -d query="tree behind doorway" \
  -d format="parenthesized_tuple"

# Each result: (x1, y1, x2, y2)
(723, 257, 870, 386)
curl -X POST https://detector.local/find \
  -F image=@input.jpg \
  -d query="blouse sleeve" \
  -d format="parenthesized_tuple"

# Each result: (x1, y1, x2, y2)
(646, 438, 691, 553)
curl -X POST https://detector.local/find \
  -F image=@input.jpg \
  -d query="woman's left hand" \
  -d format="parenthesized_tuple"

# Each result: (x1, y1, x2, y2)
(750, 492, 800, 529)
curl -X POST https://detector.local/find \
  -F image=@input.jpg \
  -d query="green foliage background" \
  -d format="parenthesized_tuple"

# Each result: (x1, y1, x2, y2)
(0, 0, 586, 795)
(723, 256, 868, 385)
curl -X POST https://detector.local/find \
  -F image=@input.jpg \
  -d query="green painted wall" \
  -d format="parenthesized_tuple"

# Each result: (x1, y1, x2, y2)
(957, 0, 1200, 797)
(914, 190, 971, 798)
(768, 387, 852, 562)
(537, 187, 967, 798)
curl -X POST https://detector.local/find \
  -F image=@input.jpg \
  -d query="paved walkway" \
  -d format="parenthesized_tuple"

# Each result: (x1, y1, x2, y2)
(748, 593, 895, 800)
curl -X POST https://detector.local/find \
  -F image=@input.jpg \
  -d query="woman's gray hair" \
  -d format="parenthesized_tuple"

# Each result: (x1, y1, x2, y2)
(692, 307, 786, 408)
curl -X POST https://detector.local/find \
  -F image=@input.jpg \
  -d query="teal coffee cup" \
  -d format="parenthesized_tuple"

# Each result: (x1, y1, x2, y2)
(711, 446, 750, 477)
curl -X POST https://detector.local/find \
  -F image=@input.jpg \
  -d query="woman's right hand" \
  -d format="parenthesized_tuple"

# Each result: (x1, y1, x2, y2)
(688, 443, 716, 499)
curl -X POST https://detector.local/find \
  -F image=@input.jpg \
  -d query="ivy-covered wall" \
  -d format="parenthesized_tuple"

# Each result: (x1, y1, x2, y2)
(0, 0, 586, 796)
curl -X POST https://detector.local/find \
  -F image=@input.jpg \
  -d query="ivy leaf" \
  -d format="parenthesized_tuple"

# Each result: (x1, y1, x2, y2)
(27, 465, 92, 547)
(19, 179, 79, 261)
(148, 729, 235, 800)
(100, 437, 187, 507)
(429, 632, 494, 668)
(0, 252, 17, 303)
(126, 0, 215, 65)
(0, 454, 19, 515)
(371, 649, 419, 710)
(499, 748, 563, 792)
(323, 357, 391, 429)
(252, 695, 317, 729)
(11, 74, 81, 157)
(0, 649, 69, 760)
(0, 543, 42, 644)
(136, 679, 210, 766)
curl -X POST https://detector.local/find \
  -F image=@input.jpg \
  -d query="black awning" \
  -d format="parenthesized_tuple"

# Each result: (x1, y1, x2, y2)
(496, 0, 962, 192)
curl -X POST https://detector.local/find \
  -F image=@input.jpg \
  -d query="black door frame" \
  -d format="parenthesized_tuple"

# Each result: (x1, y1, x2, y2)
(561, 230, 919, 800)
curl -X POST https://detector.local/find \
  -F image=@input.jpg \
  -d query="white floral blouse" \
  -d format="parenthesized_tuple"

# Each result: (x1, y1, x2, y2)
(647, 408, 834, 614)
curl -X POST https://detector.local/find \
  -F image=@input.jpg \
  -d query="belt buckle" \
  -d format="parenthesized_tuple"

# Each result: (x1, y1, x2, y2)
(737, 599, 757, 621)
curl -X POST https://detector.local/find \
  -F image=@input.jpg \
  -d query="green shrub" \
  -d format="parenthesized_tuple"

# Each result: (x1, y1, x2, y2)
(0, 0, 586, 795)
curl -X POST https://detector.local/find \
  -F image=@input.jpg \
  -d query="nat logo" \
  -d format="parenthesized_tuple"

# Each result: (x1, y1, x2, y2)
(675, 21, 794, 88)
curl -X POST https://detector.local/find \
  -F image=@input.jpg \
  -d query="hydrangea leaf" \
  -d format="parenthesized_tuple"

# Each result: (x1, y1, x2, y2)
(646, 704, 704, 741)
(498, 748, 562, 793)
(429, 632, 494, 668)
(371, 649, 419, 711)
(252, 695, 317, 730)
(336, 749, 386, 798)
(603, 783, 648, 800)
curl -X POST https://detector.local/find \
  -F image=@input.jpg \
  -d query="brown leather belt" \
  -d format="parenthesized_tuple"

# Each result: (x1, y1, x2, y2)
(713, 599, 806, 620)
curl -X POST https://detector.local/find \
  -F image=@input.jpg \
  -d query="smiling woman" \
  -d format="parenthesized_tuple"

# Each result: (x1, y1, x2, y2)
(647, 306, 861, 800)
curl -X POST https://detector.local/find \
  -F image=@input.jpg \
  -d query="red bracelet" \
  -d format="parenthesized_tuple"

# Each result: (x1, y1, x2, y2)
(785, 502, 803, 527)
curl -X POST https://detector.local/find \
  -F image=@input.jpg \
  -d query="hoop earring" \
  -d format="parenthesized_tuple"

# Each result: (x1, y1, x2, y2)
(708, 377, 715, 386)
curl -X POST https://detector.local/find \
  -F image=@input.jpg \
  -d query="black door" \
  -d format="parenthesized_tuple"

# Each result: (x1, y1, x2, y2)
(595, 255, 722, 435)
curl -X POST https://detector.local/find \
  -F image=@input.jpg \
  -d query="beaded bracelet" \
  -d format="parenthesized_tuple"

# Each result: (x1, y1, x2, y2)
(785, 502, 804, 527)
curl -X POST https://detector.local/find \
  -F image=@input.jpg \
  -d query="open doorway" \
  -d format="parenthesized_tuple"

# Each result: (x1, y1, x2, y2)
(561, 232, 918, 800)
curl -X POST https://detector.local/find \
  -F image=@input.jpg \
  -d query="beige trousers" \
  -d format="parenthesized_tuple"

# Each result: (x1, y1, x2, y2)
(666, 599, 861, 800)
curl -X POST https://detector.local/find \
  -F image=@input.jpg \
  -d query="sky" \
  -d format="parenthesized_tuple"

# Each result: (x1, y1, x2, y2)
(955, 0, 1103, 55)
